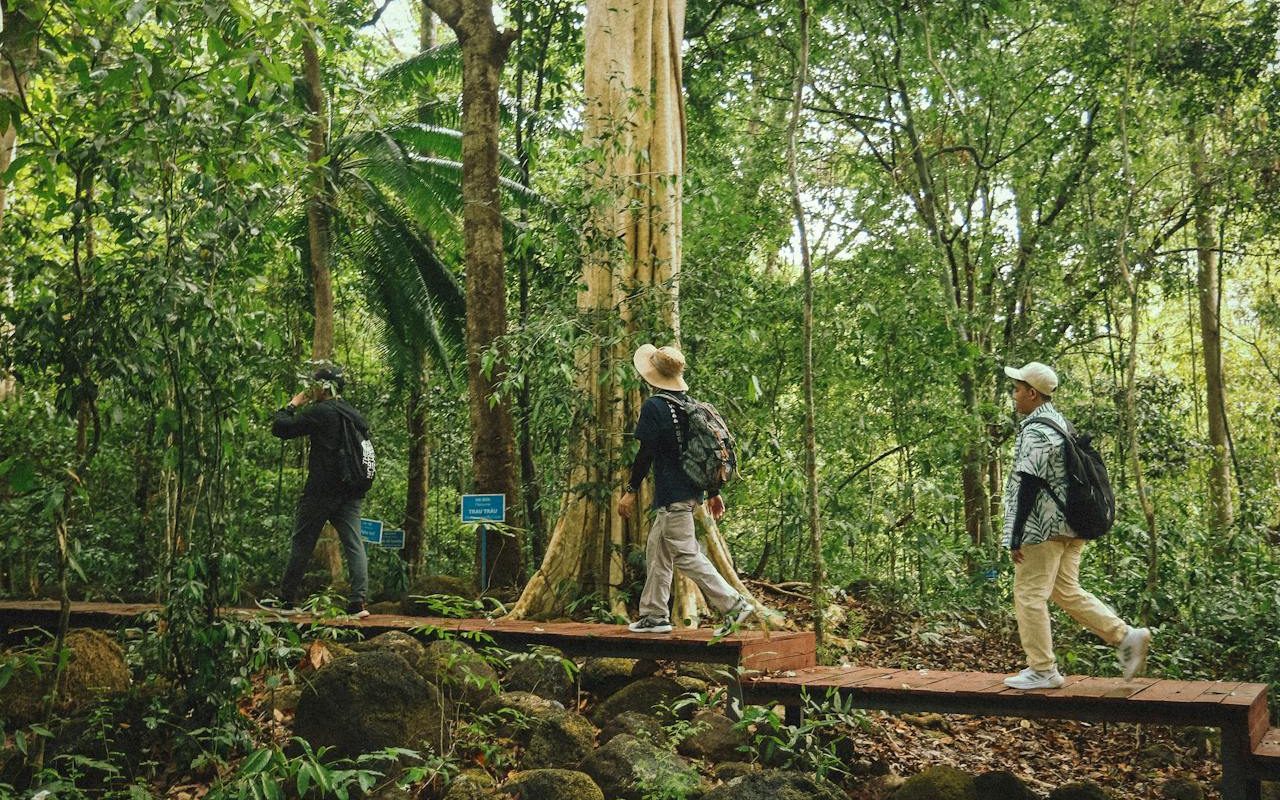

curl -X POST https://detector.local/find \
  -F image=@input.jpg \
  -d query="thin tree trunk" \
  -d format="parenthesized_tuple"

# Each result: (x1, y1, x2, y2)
(786, 0, 824, 653)
(300, 13, 344, 586)
(427, 0, 523, 590)
(1188, 119, 1233, 536)
(1117, 5, 1158, 619)
(404, 357, 430, 577)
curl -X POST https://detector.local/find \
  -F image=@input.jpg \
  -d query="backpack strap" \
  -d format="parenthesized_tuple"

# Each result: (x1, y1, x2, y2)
(1019, 417, 1073, 513)
(654, 392, 687, 451)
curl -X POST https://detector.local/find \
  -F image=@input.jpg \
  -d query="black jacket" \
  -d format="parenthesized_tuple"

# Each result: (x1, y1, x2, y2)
(272, 398, 368, 497)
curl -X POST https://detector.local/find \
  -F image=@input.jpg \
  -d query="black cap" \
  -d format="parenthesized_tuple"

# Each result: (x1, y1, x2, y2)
(312, 362, 345, 393)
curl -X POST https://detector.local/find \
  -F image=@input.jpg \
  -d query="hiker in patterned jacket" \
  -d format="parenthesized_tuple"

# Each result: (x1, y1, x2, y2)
(1001, 361, 1151, 690)
(618, 344, 753, 636)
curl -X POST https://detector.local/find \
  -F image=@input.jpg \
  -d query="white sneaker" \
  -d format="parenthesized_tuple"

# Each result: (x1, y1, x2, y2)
(713, 598, 754, 637)
(1117, 627, 1152, 680)
(628, 616, 673, 633)
(1003, 667, 1065, 690)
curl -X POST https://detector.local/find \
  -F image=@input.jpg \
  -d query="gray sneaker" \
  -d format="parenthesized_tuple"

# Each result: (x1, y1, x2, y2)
(627, 616, 673, 633)
(254, 596, 301, 616)
(714, 597, 754, 637)
(1117, 627, 1152, 680)
(1003, 667, 1065, 690)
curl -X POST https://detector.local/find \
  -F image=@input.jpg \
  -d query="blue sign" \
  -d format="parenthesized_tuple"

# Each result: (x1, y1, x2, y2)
(461, 493, 506, 523)
(359, 518, 383, 545)
(380, 528, 405, 550)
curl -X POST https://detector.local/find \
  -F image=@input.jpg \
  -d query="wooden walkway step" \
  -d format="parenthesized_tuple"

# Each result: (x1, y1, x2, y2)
(0, 600, 816, 673)
(744, 665, 1273, 800)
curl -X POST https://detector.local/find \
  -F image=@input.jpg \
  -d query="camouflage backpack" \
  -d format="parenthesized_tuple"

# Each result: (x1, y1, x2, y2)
(656, 392, 738, 493)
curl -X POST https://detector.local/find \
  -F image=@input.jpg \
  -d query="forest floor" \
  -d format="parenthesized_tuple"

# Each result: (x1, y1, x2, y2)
(744, 580, 1232, 799)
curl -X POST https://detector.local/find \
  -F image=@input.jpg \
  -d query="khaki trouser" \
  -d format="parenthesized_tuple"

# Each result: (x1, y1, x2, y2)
(638, 500, 739, 619)
(1013, 538, 1129, 671)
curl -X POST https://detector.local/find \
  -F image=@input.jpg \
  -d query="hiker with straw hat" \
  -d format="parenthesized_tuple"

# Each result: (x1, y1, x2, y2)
(619, 344, 753, 636)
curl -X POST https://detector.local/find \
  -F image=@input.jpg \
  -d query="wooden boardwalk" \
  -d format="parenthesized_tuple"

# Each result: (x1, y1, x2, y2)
(2, 600, 1276, 798)
(0, 600, 816, 673)
(743, 665, 1275, 800)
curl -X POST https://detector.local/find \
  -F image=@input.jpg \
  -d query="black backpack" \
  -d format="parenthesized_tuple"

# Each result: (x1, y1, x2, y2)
(1024, 417, 1115, 539)
(334, 404, 376, 497)
(656, 392, 738, 494)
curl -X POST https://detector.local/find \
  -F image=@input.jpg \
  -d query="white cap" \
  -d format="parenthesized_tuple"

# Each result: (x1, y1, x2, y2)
(1003, 362, 1058, 397)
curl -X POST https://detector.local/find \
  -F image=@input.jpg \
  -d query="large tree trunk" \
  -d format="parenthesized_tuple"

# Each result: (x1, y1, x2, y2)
(300, 14, 344, 585)
(509, 0, 774, 625)
(1188, 119, 1233, 535)
(427, 0, 523, 590)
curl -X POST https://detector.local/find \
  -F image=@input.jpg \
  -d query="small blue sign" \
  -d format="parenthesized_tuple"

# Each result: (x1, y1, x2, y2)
(359, 518, 383, 545)
(461, 493, 506, 523)
(380, 528, 405, 550)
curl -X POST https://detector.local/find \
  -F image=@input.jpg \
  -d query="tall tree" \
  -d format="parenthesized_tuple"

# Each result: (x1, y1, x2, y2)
(510, 0, 769, 623)
(425, 0, 523, 589)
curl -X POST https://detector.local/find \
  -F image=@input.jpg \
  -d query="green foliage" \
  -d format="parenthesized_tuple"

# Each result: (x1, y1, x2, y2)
(736, 689, 870, 781)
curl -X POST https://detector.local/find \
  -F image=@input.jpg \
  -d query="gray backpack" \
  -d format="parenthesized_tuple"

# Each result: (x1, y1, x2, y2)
(657, 392, 738, 493)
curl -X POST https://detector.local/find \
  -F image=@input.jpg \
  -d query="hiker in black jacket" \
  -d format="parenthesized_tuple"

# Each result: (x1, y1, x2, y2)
(267, 363, 370, 618)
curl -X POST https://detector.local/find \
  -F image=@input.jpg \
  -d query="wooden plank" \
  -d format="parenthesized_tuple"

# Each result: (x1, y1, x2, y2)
(1254, 729, 1280, 762)
(899, 671, 1011, 696)
(1192, 682, 1247, 704)
(854, 669, 960, 691)
(1128, 679, 1223, 703)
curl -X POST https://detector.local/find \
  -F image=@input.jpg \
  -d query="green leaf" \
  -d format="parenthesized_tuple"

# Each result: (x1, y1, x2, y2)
(240, 746, 273, 776)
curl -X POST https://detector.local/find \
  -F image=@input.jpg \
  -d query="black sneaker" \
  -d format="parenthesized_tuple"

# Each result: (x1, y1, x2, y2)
(345, 601, 370, 619)
(627, 615, 673, 633)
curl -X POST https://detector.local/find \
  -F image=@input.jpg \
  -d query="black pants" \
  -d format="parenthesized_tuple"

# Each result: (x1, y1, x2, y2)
(281, 492, 367, 604)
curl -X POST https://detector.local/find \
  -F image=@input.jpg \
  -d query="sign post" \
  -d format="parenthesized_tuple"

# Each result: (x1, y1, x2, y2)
(461, 494, 506, 590)
(359, 518, 383, 546)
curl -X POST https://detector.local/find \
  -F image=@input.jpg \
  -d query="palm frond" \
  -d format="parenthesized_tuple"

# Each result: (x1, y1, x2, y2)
(377, 41, 463, 97)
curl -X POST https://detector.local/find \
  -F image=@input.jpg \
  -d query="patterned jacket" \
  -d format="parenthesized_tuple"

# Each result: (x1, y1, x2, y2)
(1002, 403, 1074, 548)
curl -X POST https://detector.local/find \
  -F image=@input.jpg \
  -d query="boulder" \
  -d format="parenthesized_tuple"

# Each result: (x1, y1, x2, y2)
(0, 629, 130, 726)
(477, 691, 564, 735)
(590, 676, 688, 726)
(349, 631, 429, 676)
(1160, 777, 1204, 800)
(701, 769, 845, 800)
(523, 711, 596, 771)
(582, 734, 702, 800)
(712, 761, 759, 782)
(402, 575, 477, 615)
(673, 675, 709, 695)
(676, 710, 748, 762)
(368, 600, 401, 616)
(270, 685, 303, 714)
(1048, 782, 1112, 800)
(579, 657, 659, 697)
(502, 769, 604, 800)
(444, 770, 501, 800)
(677, 662, 735, 685)
(1139, 743, 1182, 768)
(293, 651, 448, 759)
(975, 771, 1036, 800)
(598, 710, 666, 745)
(892, 765, 977, 800)
(503, 648, 576, 705)
(422, 639, 500, 709)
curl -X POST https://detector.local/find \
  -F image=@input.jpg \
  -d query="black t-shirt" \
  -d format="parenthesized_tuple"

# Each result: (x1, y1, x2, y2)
(271, 398, 368, 497)
(632, 392, 702, 509)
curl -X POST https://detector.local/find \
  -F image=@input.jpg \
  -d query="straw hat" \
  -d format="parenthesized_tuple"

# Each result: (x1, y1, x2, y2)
(633, 344, 688, 392)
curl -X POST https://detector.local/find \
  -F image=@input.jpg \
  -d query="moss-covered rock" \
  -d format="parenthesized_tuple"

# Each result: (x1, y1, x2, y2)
(349, 631, 429, 676)
(293, 650, 448, 759)
(712, 761, 760, 782)
(1139, 743, 1181, 768)
(422, 639, 500, 709)
(401, 575, 477, 615)
(368, 600, 401, 615)
(974, 770, 1036, 800)
(477, 691, 563, 739)
(502, 769, 604, 800)
(503, 648, 576, 705)
(444, 770, 501, 800)
(1048, 782, 1112, 800)
(599, 710, 666, 745)
(523, 711, 596, 771)
(579, 657, 659, 697)
(677, 662, 735, 685)
(1160, 777, 1204, 800)
(590, 676, 688, 726)
(0, 629, 130, 726)
(701, 769, 845, 800)
(1262, 781, 1280, 800)
(892, 765, 977, 800)
(582, 734, 702, 800)
(676, 710, 748, 762)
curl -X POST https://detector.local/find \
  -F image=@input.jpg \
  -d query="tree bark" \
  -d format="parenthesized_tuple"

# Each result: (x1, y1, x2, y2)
(300, 12, 344, 585)
(1188, 119, 1233, 535)
(426, 0, 523, 590)
(403, 357, 430, 577)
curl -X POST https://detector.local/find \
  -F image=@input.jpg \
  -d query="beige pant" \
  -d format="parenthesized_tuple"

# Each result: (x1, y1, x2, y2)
(638, 500, 739, 619)
(1013, 538, 1129, 671)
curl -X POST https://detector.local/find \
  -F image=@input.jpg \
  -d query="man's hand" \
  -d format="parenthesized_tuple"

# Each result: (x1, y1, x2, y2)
(1011, 548, 1024, 565)
(618, 491, 635, 520)
(707, 495, 725, 521)
(289, 390, 310, 408)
